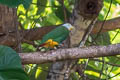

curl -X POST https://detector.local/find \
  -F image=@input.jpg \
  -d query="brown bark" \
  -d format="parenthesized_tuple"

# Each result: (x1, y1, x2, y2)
(22, 16, 120, 42)
(0, 5, 16, 33)
(92, 17, 120, 34)
(0, 16, 120, 47)
(0, 5, 18, 47)
(22, 26, 57, 41)
(46, 0, 103, 79)
(19, 43, 120, 64)
(0, 4, 120, 47)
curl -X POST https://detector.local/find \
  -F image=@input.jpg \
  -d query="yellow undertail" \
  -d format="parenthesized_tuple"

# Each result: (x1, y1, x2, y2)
(44, 39, 59, 48)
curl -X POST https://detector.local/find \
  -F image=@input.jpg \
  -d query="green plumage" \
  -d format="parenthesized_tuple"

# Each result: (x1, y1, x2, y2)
(40, 26, 69, 44)
(0, 0, 32, 9)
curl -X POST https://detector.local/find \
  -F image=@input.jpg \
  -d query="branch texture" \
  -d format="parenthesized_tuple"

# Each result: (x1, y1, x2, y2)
(19, 43, 120, 64)
(92, 17, 120, 34)
(0, 12, 120, 47)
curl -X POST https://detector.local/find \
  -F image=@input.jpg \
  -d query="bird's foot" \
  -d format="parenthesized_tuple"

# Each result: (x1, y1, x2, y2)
(38, 47, 50, 52)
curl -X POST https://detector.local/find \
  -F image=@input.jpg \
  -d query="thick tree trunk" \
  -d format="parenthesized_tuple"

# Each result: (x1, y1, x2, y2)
(0, 5, 18, 47)
(46, 0, 103, 80)
(0, 5, 21, 51)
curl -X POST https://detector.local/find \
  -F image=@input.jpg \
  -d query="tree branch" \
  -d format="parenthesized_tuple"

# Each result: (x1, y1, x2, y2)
(92, 17, 120, 34)
(19, 43, 120, 64)
(90, 59, 120, 67)
(23, 17, 120, 41)
(0, 16, 120, 47)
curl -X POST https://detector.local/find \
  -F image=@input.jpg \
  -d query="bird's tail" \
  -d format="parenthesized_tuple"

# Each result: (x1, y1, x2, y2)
(39, 43, 47, 47)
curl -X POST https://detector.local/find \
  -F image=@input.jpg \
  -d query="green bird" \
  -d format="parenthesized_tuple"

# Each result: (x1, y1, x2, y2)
(39, 23, 74, 48)
(0, 0, 32, 9)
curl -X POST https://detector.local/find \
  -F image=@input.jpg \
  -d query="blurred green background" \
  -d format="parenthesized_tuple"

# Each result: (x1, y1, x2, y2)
(5, 0, 120, 79)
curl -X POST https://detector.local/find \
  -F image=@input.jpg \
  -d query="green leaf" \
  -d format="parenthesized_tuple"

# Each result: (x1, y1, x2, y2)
(55, 6, 71, 22)
(22, 0, 32, 9)
(91, 32, 111, 45)
(0, 45, 29, 80)
(0, 0, 32, 9)
(35, 63, 51, 80)
(55, 6, 64, 21)
(36, 0, 47, 15)
(0, 0, 21, 7)
(70, 72, 79, 80)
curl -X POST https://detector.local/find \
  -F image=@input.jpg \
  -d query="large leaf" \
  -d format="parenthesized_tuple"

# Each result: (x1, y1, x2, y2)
(0, 0, 21, 7)
(22, 0, 32, 9)
(0, 45, 29, 80)
(0, 0, 32, 9)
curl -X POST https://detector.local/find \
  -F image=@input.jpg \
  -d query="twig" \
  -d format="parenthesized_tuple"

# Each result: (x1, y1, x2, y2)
(90, 58, 120, 67)
(94, 0, 112, 41)
(112, 30, 120, 41)
(99, 58, 104, 80)
(108, 72, 120, 79)
(61, 0, 68, 22)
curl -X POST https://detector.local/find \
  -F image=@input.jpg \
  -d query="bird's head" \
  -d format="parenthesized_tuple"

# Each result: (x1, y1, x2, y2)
(63, 23, 74, 31)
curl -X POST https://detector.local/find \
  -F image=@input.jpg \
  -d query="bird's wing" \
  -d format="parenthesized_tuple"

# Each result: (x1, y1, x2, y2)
(54, 34, 68, 43)
(40, 26, 69, 44)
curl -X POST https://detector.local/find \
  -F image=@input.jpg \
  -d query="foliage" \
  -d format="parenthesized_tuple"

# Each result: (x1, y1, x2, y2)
(1, 0, 120, 80)
(18, 0, 120, 80)
(0, 45, 29, 80)
(20, 0, 120, 80)
(0, 0, 32, 9)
